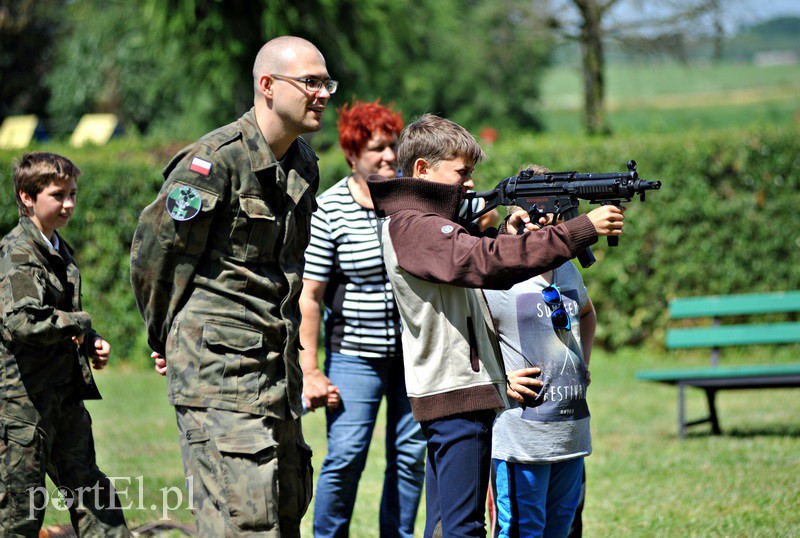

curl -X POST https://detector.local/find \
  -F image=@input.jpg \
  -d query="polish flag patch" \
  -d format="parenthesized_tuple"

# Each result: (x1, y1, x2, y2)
(189, 157, 212, 176)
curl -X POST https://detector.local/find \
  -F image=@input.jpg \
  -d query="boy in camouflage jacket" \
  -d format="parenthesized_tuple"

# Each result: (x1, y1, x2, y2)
(0, 152, 130, 537)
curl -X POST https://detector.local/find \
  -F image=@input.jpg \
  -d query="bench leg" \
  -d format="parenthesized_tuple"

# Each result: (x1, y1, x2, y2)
(678, 384, 720, 438)
(678, 383, 686, 439)
(705, 388, 721, 435)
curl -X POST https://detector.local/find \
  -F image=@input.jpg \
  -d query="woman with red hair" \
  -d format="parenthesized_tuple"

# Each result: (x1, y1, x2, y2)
(299, 100, 426, 537)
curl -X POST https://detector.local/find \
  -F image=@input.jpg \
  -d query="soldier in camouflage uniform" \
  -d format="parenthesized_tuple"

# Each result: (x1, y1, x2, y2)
(130, 36, 336, 537)
(0, 152, 131, 537)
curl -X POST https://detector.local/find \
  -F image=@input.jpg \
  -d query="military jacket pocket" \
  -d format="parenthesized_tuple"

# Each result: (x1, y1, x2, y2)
(215, 433, 277, 455)
(199, 322, 266, 406)
(214, 433, 279, 532)
(157, 185, 219, 255)
(1, 418, 37, 446)
(230, 195, 278, 262)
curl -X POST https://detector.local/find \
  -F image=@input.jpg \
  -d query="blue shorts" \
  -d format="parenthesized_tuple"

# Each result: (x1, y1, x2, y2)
(493, 457, 584, 538)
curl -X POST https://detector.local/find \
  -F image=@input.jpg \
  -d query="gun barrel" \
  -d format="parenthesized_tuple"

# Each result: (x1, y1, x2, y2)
(638, 179, 662, 190)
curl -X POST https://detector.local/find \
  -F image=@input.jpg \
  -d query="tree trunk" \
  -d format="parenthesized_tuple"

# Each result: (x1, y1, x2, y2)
(711, 0, 724, 63)
(575, 0, 609, 135)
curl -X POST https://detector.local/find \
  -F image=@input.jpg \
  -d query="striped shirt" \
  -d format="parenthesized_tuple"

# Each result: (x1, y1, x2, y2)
(304, 177, 401, 359)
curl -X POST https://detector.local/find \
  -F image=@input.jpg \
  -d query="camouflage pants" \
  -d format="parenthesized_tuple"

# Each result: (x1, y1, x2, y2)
(176, 406, 313, 537)
(0, 389, 131, 538)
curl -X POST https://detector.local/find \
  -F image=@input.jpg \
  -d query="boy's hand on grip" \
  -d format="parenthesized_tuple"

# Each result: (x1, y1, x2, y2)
(506, 209, 537, 235)
(587, 204, 625, 236)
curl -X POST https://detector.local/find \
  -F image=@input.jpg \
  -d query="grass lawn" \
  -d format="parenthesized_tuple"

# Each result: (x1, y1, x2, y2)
(40, 346, 800, 536)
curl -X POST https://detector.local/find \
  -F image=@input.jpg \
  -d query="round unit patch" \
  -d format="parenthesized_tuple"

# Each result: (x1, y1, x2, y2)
(441, 225, 455, 234)
(166, 186, 202, 221)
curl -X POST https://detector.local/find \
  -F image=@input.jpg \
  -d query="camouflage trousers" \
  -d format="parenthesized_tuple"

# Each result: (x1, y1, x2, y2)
(0, 388, 131, 538)
(176, 406, 313, 537)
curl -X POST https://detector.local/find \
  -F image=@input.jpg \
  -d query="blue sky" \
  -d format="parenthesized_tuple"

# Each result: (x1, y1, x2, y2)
(730, 0, 800, 26)
(590, 1, 800, 34)
(745, 0, 800, 18)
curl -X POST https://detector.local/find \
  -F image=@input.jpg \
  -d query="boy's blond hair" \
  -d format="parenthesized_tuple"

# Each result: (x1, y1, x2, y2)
(397, 114, 486, 177)
(13, 152, 81, 217)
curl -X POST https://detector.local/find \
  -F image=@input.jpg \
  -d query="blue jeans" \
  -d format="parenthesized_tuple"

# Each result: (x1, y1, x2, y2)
(313, 351, 426, 538)
(421, 410, 495, 538)
(493, 458, 584, 538)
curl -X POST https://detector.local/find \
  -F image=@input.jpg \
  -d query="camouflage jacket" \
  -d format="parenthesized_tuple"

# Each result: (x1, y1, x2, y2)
(130, 107, 319, 420)
(0, 217, 101, 400)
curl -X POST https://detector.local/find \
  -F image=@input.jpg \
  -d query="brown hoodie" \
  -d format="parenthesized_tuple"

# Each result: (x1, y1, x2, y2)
(367, 174, 598, 421)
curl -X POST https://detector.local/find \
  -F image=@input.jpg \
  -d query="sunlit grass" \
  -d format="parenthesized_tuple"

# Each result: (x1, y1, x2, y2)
(38, 346, 800, 536)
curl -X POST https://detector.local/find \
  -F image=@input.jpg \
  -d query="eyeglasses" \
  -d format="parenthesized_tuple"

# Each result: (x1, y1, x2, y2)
(541, 284, 571, 331)
(270, 74, 338, 94)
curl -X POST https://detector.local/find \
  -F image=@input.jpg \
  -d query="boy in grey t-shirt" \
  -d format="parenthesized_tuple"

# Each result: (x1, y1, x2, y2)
(484, 164, 596, 537)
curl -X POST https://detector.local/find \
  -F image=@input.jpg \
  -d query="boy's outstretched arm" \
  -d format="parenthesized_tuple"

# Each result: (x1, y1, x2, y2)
(505, 205, 625, 237)
(387, 211, 601, 290)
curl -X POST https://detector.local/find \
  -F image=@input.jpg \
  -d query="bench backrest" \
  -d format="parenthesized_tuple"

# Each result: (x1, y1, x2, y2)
(667, 291, 800, 353)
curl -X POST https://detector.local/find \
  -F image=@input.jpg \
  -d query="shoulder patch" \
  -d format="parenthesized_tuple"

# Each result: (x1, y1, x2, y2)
(166, 186, 202, 221)
(189, 156, 212, 176)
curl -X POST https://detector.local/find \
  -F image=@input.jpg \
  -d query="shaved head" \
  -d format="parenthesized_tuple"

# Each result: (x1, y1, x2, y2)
(251, 35, 331, 153)
(253, 36, 324, 95)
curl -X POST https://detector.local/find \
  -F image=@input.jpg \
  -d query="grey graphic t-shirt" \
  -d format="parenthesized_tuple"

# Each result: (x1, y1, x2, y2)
(484, 262, 592, 463)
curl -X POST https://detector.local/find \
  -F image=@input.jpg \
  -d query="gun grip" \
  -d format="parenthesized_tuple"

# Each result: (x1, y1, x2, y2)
(578, 247, 596, 268)
(607, 236, 619, 247)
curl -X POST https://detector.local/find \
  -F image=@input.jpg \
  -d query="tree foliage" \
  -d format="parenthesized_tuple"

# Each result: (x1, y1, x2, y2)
(0, 0, 64, 119)
(139, 0, 554, 137)
(6, 0, 554, 140)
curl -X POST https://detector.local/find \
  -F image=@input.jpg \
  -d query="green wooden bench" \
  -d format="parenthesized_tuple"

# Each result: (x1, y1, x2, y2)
(636, 291, 800, 438)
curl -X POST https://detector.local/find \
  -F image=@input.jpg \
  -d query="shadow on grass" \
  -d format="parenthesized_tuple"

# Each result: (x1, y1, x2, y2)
(724, 425, 800, 438)
(682, 425, 800, 439)
(40, 521, 195, 537)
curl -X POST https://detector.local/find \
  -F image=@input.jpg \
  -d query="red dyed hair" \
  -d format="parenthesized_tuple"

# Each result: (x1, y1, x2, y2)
(337, 100, 404, 167)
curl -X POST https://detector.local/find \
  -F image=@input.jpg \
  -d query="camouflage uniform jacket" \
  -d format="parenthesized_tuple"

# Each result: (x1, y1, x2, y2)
(0, 217, 101, 400)
(130, 107, 319, 420)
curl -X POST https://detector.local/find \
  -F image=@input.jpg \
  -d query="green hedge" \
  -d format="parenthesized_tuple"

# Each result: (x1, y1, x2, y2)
(477, 124, 800, 347)
(2, 124, 798, 363)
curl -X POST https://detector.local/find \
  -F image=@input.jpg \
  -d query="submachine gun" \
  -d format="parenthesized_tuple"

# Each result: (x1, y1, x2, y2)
(462, 160, 661, 268)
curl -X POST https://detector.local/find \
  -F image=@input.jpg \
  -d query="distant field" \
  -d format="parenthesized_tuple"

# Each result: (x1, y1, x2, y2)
(538, 61, 800, 133)
(541, 61, 800, 108)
